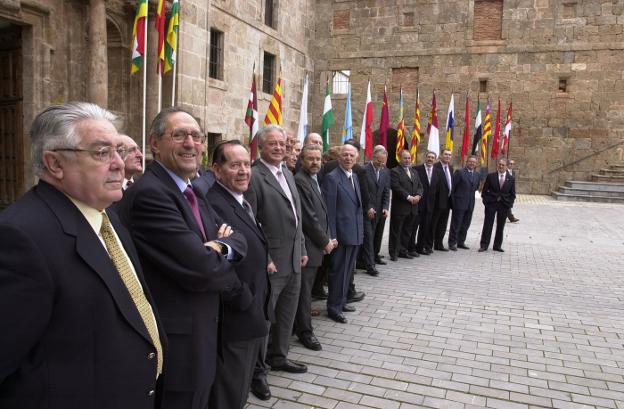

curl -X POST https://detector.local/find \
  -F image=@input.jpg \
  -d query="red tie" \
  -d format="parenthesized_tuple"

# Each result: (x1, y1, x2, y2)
(184, 186, 206, 240)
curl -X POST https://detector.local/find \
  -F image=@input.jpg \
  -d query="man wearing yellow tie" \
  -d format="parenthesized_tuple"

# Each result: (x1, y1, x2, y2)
(0, 102, 163, 409)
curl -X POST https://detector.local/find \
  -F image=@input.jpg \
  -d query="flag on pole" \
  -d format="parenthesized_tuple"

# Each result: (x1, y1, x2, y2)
(359, 79, 374, 160)
(321, 81, 334, 152)
(245, 68, 260, 160)
(409, 89, 421, 163)
(264, 76, 283, 125)
(341, 84, 353, 143)
(155, 0, 166, 74)
(501, 102, 512, 156)
(378, 85, 389, 149)
(164, 0, 179, 74)
(395, 87, 406, 161)
(471, 98, 482, 155)
(480, 98, 491, 165)
(130, 0, 148, 74)
(444, 93, 455, 152)
(491, 98, 502, 159)
(296, 74, 309, 144)
(426, 91, 440, 156)
(460, 93, 471, 162)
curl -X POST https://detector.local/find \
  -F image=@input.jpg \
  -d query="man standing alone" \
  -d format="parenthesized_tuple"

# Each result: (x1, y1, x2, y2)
(479, 158, 516, 252)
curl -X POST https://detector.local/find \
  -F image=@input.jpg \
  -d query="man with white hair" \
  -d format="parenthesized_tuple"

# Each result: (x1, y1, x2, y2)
(120, 134, 143, 189)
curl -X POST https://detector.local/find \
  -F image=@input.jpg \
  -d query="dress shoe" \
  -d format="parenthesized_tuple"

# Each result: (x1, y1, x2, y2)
(299, 334, 322, 351)
(478, 247, 488, 252)
(416, 249, 429, 256)
(355, 262, 367, 270)
(328, 312, 347, 323)
(342, 305, 356, 312)
(270, 360, 308, 373)
(425, 248, 433, 254)
(366, 268, 379, 276)
(390, 255, 398, 261)
(347, 291, 365, 303)
(398, 253, 413, 259)
(493, 247, 505, 252)
(449, 245, 457, 251)
(250, 377, 271, 400)
(510, 218, 519, 223)
(408, 250, 420, 258)
(434, 246, 449, 252)
(311, 289, 328, 300)
(311, 309, 321, 317)
(457, 244, 470, 250)
(375, 257, 387, 265)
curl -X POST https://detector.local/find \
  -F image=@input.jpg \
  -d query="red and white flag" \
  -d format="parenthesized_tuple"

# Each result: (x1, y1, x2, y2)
(359, 79, 374, 160)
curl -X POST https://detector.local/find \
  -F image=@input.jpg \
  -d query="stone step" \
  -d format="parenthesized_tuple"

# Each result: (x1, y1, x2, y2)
(591, 173, 624, 182)
(551, 191, 624, 204)
(565, 180, 624, 192)
(599, 168, 624, 175)
(558, 186, 624, 198)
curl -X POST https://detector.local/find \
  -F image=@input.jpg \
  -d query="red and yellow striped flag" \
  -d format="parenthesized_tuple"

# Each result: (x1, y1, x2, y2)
(264, 77, 283, 125)
(410, 90, 421, 163)
(481, 98, 491, 165)
(395, 87, 406, 161)
(155, 0, 166, 74)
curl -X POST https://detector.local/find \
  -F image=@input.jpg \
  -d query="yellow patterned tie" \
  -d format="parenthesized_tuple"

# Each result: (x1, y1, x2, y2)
(100, 212, 163, 377)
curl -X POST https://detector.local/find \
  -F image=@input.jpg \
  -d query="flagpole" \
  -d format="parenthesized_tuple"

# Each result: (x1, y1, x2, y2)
(506, 97, 512, 159)
(141, 3, 149, 171)
(171, 0, 180, 106)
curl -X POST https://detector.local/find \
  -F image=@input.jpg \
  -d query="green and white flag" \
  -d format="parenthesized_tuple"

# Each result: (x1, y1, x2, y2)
(321, 81, 334, 152)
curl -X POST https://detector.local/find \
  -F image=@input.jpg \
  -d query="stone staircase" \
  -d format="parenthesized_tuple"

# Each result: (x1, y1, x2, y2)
(552, 164, 624, 203)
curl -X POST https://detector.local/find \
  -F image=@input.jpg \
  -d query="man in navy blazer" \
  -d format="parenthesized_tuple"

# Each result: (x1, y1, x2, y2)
(448, 155, 480, 250)
(322, 144, 363, 324)
(431, 149, 454, 251)
(479, 158, 516, 252)
(205, 141, 272, 408)
(412, 151, 439, 255)
(361, 145, 390, 273)
(0, 102, 163, 409)
(116, 107, 252, 409)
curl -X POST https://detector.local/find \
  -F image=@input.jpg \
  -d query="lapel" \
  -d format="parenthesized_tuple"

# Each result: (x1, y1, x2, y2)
(306, 172, 328, 214)
(255, 161, 290, 201)
(216, 184, 266, 244)
(37, 182, 153, 346)
(337, 168, 358, 205)
(150, 162, 206, 240)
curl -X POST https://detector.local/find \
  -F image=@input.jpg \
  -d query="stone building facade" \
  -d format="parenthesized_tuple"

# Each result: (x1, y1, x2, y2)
(0, 0, 622, 207)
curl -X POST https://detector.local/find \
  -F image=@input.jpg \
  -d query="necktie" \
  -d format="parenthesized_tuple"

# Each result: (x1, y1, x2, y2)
(444, 165, 452, 195)
(183, 185, 206, 240)
(375, 169, 380, 182)
(499, 174, 505, 189)
(242, 199, 256, 224)
(347, 174, 355, 191)
(100, 213, 162, 377)
(426, 166, 431, 184)
(311, 175, 322, 195)
(405, 167, 411, 179)
(276, 169, 298, 226)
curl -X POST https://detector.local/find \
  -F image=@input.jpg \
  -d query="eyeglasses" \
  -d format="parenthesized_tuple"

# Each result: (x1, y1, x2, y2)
(170, 129, 206, 143)
(53, 146, 129, 162)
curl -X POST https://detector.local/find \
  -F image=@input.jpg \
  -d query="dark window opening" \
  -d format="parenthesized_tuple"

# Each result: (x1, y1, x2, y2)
(559, 78, 568, 92)
(208, 29, 223, 80)
(479, 79, 488, 93)
(265, 0, 275, 28)
(263, 52, 276, 94)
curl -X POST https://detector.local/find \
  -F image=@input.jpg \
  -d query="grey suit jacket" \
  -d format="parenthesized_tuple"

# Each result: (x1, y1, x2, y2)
(245, 160, 306, 276)
(295, 170, 330, 268)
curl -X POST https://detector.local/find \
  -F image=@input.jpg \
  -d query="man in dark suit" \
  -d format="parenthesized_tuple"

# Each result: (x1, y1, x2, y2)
(448, 155, 480, 251)
(294, 144, 335, 351)
(120, 134, 143, 190)
(361, 145, 390, 273)
(244, 125, 309, 382)
(205, 141, 272, 408)
(0, 102, 163, 409)
(479, 158, 516, 252)
(431, 149, 454, 251)
(117, 107, 252, 409)
(322, 144, 363, 324)
(413, 151, 439, 255)
(389, 149, 424, 261)
(192, 168, 216, 196)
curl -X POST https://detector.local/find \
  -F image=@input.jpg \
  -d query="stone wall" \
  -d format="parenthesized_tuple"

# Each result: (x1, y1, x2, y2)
(308, 0, 624, 194)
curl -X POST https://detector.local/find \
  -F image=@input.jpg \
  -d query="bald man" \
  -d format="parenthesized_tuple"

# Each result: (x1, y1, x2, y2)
(120, 134, 143, 190)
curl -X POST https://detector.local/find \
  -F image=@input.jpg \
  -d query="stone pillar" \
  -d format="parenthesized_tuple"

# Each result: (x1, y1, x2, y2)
(146, 10, 160, 126)
(87, 0, 108, 107)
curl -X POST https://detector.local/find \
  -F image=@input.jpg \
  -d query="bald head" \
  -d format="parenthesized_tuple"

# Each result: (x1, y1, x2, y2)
(120, 134, 143, 179)
(304, 132, 323, 147)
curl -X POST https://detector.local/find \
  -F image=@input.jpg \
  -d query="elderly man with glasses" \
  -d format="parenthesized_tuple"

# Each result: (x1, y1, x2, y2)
(116, 106, 252, 409)
(0, 102, 164, 408)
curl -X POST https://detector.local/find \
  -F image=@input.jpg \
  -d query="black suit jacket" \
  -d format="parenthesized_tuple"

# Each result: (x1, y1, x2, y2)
(414, 164, 439, 214)
(116, 161, 251, 409)
(206, 183, 271, 342)
(0, 181, 163, 409)
(482, 171, 516, 208)
(295, 170, 330, 267)
(433, 162, 454, 209)
(390, 166, 424, 217)
(365, 162, 390, 215)
(451, 168, 480, 211)
(192, 169, 216, 197)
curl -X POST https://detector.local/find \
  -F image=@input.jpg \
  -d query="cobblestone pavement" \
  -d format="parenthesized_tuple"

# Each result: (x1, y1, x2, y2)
(247, 195, 624, 409)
